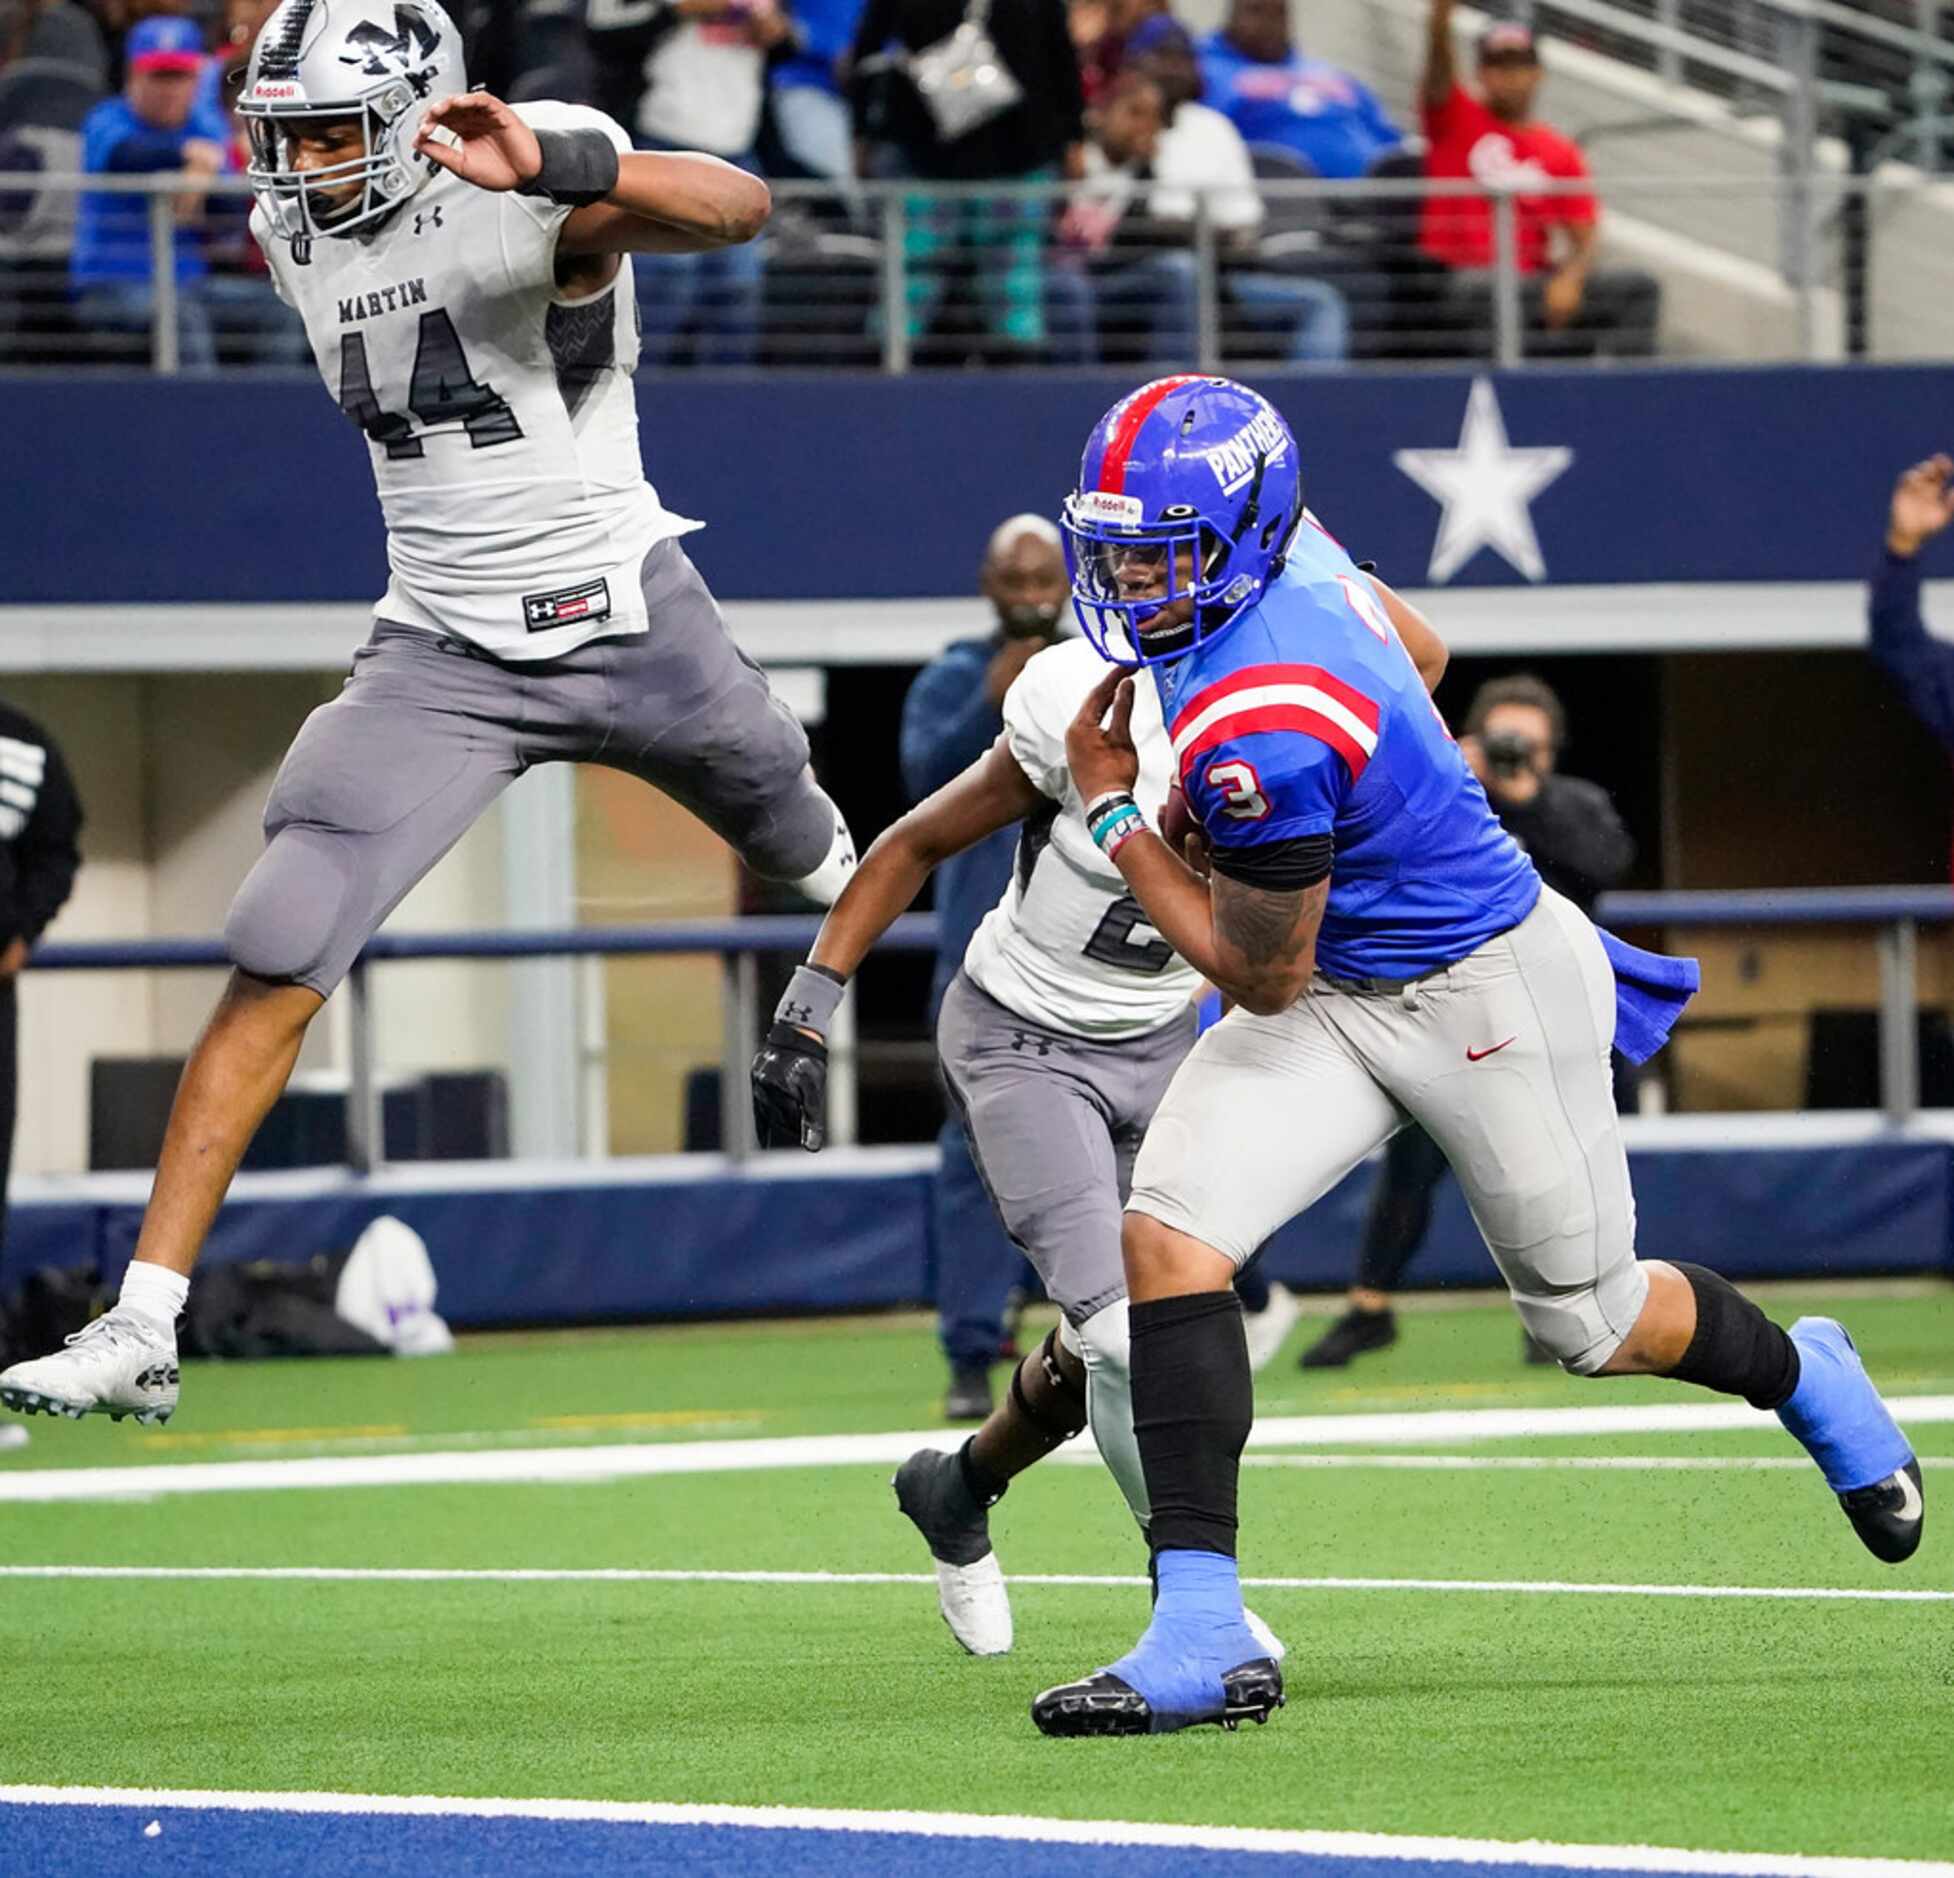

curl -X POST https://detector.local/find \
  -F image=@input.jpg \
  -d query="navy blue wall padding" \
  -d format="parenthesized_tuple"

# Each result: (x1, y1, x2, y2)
(4, 364, 1952, 605)
(4, 1141, 1947, 1328)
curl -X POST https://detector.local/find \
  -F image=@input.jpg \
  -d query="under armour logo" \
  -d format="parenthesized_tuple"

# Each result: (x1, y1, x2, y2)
(1009, 1030, 1054, 1057)
(781, 1001, 813, 1026)
(413, 205, 444, 235)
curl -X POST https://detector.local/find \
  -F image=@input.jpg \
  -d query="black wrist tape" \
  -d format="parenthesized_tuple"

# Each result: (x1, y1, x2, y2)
(518, 128, 620, 207)
(1669, 1262, 1800, 1411)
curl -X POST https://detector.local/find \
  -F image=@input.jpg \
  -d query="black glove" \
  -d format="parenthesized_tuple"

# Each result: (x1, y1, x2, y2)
(751, 1020, 828, 1151)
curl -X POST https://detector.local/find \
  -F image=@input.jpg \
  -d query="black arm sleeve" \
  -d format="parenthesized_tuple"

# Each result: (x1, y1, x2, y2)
(10, 730, 82, 945)
(1209, 833, 1333, 892)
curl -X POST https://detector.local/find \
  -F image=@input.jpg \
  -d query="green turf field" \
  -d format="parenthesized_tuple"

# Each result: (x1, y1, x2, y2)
(2, 1282, 1950, 1862)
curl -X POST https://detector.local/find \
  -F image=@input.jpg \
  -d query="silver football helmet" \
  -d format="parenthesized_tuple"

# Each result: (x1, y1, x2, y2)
(238, 0, 464, 253)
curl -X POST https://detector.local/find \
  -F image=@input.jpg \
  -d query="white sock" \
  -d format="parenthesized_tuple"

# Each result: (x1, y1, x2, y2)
(789, 804, 858, 908)
(118, 1261, 188, 1331)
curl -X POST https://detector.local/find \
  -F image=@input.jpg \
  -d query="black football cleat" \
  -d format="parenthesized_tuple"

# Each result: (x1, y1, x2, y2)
(1031, 1657, 1284, 1739)
(1838, 1459, 1925, 1565)
(1298, 1307, 1397, 1371)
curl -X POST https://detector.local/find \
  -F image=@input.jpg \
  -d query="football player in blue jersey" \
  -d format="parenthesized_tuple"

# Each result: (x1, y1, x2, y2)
(1028, 375, 1925, 1739)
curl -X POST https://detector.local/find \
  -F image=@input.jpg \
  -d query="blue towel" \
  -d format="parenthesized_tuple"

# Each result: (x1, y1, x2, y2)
(1598, 928, 1700, 1065)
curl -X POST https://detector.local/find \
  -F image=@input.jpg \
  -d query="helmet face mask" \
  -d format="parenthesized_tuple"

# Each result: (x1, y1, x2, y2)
(239, 0, 464, 251)
(1062, 377, 1304, 669)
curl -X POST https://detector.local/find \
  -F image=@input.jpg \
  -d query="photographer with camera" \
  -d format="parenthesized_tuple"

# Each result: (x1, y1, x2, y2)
(1298, 672, 1634, 1371)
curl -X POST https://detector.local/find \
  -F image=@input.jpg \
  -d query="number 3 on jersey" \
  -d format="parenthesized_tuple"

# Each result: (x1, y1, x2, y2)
(337, 309, 522, 460)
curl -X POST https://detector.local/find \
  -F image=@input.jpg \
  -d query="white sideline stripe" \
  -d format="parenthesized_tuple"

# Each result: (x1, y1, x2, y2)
(4, 1394, 1953, 1503)
(2, 1787, 1948, 1877)
(0, 1565, 1947, 1603)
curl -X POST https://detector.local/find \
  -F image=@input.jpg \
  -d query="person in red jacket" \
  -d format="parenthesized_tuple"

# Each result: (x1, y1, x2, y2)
(1418, 1, 1658, 359)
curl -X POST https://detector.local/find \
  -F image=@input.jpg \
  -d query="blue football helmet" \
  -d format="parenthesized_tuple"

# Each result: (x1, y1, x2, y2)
(1062, 375, 1305, 667)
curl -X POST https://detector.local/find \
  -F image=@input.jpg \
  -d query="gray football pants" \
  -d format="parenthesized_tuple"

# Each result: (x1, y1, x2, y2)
(937, 970, 1198, 1521)
(226, 539, 834, 997)
(1129, 887, 1650, 1375)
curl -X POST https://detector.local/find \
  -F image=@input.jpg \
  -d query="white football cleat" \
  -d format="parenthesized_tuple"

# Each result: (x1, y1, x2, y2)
(1242, 1282, 1304, 1373)
(1243, 1605, 1287, 1663)
(0, 1308, 180, 1425)
(932, 1551, 1014, 1657)
(892, 1447, 1014, 1656)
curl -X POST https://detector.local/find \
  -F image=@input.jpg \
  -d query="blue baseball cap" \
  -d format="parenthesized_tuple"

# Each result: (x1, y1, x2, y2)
(127, 14, 206, 72)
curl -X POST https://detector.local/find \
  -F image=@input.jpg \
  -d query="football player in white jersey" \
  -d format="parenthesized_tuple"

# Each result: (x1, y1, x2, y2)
(751, 572, 1445, 1655)
(0, 0, 856, 1428)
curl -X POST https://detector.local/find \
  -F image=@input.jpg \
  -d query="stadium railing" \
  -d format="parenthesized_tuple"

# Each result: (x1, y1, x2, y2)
(1, 167, 1943, 373)
(26, 884, 1954, 1174)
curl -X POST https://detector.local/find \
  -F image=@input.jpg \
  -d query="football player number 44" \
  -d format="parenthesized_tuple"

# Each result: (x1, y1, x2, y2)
(337, 309, 522, 460)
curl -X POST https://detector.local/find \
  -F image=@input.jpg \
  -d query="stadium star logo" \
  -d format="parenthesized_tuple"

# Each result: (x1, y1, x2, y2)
(1393, 378, 1572, 584)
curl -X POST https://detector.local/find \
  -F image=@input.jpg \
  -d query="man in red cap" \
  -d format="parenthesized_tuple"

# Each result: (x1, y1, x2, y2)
(1417, 0, 1658, 358)
(70, 15, 235, 364)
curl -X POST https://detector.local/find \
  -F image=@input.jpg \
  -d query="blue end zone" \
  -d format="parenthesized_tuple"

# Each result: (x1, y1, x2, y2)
(0, 1803, 1797, 1878)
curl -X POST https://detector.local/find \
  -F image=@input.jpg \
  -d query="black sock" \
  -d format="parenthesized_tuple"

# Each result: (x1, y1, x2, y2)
(1131, 1291, 1252, 1558)
(1667, 1263, 1801, 1411)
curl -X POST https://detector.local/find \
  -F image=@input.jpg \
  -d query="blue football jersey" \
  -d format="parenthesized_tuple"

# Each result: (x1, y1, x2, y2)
(1158, 517, 1541, 980)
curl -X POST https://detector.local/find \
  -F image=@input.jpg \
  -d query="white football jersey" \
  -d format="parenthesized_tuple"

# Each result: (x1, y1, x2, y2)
(963, 639, 1200, 1039)
(253, 101, 698, 659)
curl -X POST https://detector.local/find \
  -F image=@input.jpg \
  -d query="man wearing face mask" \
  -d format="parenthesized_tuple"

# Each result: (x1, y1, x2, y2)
(1299, 672, 1635, 1370)
(900, 514, 1070, 1419)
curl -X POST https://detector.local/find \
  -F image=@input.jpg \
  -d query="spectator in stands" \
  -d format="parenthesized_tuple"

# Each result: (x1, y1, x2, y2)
(1418, 2, 1660, 359)
(1198, 0, 1402, 180)
(1299, 672, 1635, 1372)
(1051, 57, 1347, 366)
(0, 698, 81, 1255)
(769, 0, 864, 186)
(588, 0, 784, 367)
(1050, 72, 1196, 364)
(850, 0, 1083, 361)
(1868, 454, 1954, 761)
(900, 514, 1068, 1419)
(70, 16, 244, 367)
(1130, 20, 1348, 362)
(0, 0, 108, 86)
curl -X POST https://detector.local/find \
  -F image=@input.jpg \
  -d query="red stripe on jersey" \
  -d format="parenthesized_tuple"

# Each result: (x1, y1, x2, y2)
(1180, 704, 1373, 789)
(1168, 662, 1380, 742)
(1097, 375, 1202, 493)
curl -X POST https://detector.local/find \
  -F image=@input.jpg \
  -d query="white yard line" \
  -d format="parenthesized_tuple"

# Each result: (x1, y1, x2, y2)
(4, 1395, 1951, 1503)
(0, 1564, 1946, 1603)
(1243, 1454, 1954, 1473)
(1, 1784, 1948, 1876)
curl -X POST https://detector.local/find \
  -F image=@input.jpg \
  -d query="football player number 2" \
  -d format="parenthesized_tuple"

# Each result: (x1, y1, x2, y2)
(337, 309, 522, 459)
(1083, 895, 1175, 975)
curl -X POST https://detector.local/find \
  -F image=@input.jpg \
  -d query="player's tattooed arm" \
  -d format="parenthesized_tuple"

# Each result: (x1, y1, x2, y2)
(806, 736, 1045, 985)
(1210, 873, 1329, 1016)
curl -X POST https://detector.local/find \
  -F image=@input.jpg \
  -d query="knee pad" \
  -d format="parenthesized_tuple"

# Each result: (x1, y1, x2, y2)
(223, 828, 349, 989)
(1510, 1275, 1642, 1377)
(748, 775, 855, 902)
(1010, 1327, 1089, 1449)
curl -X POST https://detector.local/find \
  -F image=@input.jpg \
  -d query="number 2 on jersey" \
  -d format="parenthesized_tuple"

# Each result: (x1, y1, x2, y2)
(1082, 895, 1175, 975)
(337, 309, 522, 460)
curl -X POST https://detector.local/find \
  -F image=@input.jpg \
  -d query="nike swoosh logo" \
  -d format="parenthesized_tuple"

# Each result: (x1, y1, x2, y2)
(1466, 1038, 1517, 1062)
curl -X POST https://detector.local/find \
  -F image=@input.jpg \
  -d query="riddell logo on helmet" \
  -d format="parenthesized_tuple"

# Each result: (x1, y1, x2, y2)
(1074, 490, 1144, 525)
(1206, 406, 1291, 497)
(251, 80, 305, 98)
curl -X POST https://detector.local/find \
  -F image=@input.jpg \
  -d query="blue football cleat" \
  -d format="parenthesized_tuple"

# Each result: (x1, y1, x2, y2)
(1777, 1317, 1923, 1564)
(1031, 1551, 1284, 1738)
